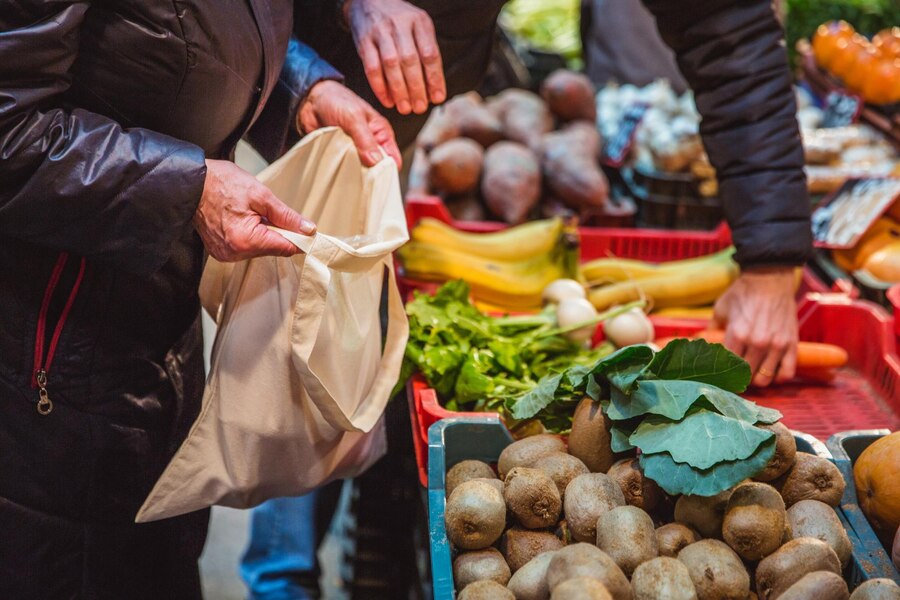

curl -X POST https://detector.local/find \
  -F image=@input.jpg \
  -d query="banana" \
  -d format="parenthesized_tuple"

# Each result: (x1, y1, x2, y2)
(411, 217, 567, 261)
(398, 240, 578, 310)
(581, 248, 735, 284)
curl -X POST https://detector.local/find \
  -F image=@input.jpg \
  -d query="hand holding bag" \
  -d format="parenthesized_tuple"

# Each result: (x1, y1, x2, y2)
(136, 128, 408, 522)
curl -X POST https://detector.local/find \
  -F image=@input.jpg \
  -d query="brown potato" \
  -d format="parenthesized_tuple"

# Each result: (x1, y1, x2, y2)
(429, 138, 484, 195)
(541, 125, 608, 210)
(444, 92, 505, 148)
(540, 69, 597, 122)
(488, 89, 553, 152)
(480, 141, 541, 224)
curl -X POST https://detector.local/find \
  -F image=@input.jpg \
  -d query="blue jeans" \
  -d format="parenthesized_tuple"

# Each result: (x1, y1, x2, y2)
(240, 483, 342, 600)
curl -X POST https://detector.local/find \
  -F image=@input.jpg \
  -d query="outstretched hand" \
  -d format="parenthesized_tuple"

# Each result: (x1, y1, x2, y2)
(298, 80, 402, 168)
(712, 267, 799, 387)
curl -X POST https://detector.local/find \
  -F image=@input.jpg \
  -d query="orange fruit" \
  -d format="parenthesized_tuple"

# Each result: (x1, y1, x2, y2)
(830, 35, 868, 84)
(813, 21, 856, 69)
(873, 27, 900, 60)
(845, 46, 880, 93)
(863, 58, 900, 104)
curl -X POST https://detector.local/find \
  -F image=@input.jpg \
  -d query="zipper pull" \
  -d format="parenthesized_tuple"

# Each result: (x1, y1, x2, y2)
(35, 369, 53, 416)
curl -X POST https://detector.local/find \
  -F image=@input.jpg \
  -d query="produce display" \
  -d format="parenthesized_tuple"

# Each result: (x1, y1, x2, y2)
(408, 70, 614, 225)
(832, 212, 900, 283)
(442, 406, 873, 599)
(811, 22, 900, 105)
(852, 431, 900, 548)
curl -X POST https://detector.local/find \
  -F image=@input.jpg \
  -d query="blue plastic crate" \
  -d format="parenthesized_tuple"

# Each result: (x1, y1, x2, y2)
(428, 418, 882, 598)
(827, 430, 900, 585)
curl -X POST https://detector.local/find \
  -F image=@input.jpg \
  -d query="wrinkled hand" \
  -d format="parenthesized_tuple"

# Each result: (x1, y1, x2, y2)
(712, 267, 798, 387)
(345, 0, 445, 114)
(194, 159, 314, 261)
(298, 80, 402, 167)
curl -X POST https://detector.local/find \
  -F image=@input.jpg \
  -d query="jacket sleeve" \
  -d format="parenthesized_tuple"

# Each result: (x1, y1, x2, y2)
(246, 37, 344, 163)
(0, 2, 207, 277)
(642, 0, 812, 268)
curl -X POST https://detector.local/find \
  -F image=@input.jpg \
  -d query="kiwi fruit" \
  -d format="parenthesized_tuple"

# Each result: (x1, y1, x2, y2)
(567, 398, 616, 473)
(453, 547, 512, 589)
(755, 537, 841, 600)
(458, 579, 515, 600)
(428, 138, 484, 195)
(564, 473, 626, 543)
(504, 467, 562, 529)
(786, 499, 852, 568)
(445, 479, 507, 550)
(656, 523, 701, 558)
(753, 422, 797, 482)
(470, 477, 504, 497)
(674, 488, 734, 539)
(501, 527, 565, 573)
(677, 539, 750, 600)
(447, 460, 497, 497)
(722, 482, 786, 561)
(596, 506, 659, 577)
(776, 453, 845, 507)
(849, 578, 900, 599)
(507, 551, 557, 600)
(547, 543, 633, 600)
(777, 571, 848, 600)
(533, 452, 590, 502)
(607, 457, 663, 512)
(631, 557, 698, 600)
(551, 577, 614, 600)
(498, 435, 567, 479)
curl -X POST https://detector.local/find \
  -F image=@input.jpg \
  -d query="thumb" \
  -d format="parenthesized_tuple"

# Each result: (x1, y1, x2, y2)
(247, 223, 303, 258)
(252, 189, 316, 235)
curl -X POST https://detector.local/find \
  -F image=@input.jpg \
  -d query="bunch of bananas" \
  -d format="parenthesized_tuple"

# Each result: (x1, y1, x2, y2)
(398, 217, 579, 311)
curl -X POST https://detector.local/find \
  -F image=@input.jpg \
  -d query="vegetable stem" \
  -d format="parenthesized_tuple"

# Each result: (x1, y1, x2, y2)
(535, 300, 646, 339)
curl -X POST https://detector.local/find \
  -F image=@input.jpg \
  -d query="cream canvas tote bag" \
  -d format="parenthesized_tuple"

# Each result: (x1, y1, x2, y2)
(136, 128, 408, 522)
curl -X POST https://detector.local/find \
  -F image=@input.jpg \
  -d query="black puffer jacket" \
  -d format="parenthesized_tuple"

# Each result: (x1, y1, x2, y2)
(0, 2, 338, 598)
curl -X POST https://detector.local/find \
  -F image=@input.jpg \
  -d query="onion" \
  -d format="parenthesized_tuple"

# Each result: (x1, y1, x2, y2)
(542, 279, 587, 305)
(556, 297, 599, 344)
(603, 307, 655, 348)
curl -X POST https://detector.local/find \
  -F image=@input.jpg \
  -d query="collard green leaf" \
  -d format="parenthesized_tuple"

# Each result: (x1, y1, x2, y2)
(510, 373, 564, 419)
(608, 380, 706, 421)
(753, 405, 782, 424)
(610, 425, 636, 453)
(594, 344, 654, 391)
(647, 339, 751, 393)
(639, 437, 776, 496)
(628, 409, 774, 469)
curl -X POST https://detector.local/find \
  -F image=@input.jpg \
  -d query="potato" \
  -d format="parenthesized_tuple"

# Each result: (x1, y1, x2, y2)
(722, 482, 786, 561)
(444, 92, 505, 148)
(546, 544, 633, 600)
(674, 488, 734, 539)
(507, 551, 558, 600)
(786, 499, 852, 568)
(505, 467, 562, 529)
(755, 537, 841, 600)
(540, 69, 597, 122)
(753, 422, 797, 482)
(445, 480, 507, 550)
(498, 434, 566, 479)
(480, 141, 541, 224)
(488, 88, 553, 152)
(656, 523, 700, 558)
(596, 506, 659, 577)
(541, 125, 609, 210)
(454, 548, 512, 589)
(458, 579, 515, 600)
(533, 452, 589, 502)
(567, 398, 616, 473)
(447, 460, 497, 497)
(607, 458, 662, 512)
(776, 453, 846, 507)
(849, 579, 900, 599)
(677, 539, 750, 600)
(417, 106, 460, 151)
(631, 557, 698, 600)
(778, 571, 848, 600)
(551, 577, 614, 600)
(501, 527, 565, 573)
(429, 138, 484, 195)
(446, 195, 487, 221)
(564, 473, 626, 543)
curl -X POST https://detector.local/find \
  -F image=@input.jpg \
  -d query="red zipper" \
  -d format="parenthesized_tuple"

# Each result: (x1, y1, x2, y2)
(31, 252, 87, 416)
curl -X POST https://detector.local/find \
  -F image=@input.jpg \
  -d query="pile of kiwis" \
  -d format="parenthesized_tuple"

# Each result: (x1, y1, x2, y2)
(443, 398, 900, 600)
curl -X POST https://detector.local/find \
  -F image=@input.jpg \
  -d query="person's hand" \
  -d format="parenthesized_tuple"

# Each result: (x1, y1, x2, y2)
(712, 267, 798, 387)
(298, 80, 402, 168)
(344, 0, 446, 114)
(194, 159, 315, 261)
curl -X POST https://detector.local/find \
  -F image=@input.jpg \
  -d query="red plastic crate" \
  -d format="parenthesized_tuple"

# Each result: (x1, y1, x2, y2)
(407, 294, 900, 486)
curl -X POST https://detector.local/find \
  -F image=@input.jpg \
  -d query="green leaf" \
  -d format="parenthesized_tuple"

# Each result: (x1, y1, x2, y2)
(629, 409, 774, 469)
(591, 344, 655, 391)
(647, 339, 751, 393)
(754, 405, 782, 425)
(610, 425, 635, 453)
(510, 373, 564, 420)
(639, 437, 776, 496)
(453, 353, 496, 405)
(608, 380, 708, 421)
